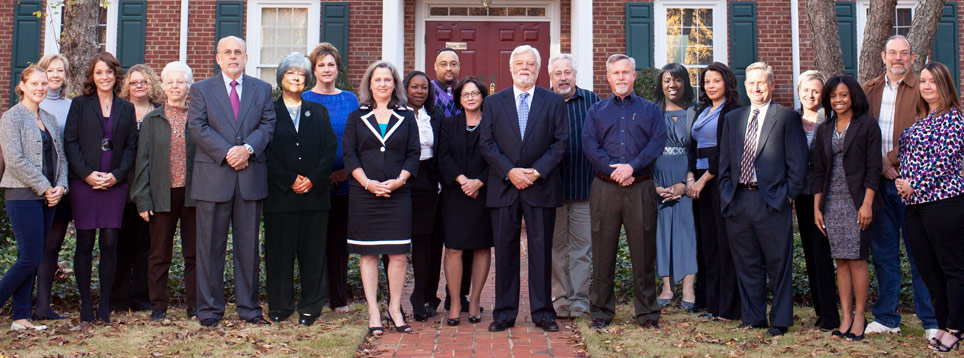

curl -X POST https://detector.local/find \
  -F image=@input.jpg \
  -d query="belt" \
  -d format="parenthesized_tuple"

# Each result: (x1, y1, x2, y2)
(595, 172, 652, 185)
(662, 147, 687, 155)
(695, 146, 718, 159)
(738, 182, 759, 191)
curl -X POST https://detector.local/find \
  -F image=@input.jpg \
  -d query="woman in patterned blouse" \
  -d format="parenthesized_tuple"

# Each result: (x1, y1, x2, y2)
(895, 62, 964, 353)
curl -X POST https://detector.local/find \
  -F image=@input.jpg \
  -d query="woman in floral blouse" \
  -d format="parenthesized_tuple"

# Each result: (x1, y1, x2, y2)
(895, 62, 964, 353)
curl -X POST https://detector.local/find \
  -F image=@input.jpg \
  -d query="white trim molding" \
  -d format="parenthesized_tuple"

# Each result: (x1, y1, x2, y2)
(244, 0, 321, 77)
(382, 0, 405, 68)
(105, 0, 119, 56)
(43, 0, 64, 54)
(571, 0, 593, 90)
(855, 0, 917, 58)
(653, 0, 729, 71)
(792, 0, 800, 109)
(180, 0, 190, 62)
(414, 0, 562, 73)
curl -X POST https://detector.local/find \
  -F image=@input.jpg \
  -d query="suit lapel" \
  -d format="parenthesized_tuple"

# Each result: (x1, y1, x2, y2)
(457, 114, 469, 169)
(842, 116, 859, 154)
(522, 88, 546, 143)
(504, 90, 522, 141)
(235, 74, 256, 129)
(110, 96, 122, 133)
(211, 78, 238, 130)
(274, 100, 299, 139)
(755, 103, 779, 158)
(734, 106, 749, 156)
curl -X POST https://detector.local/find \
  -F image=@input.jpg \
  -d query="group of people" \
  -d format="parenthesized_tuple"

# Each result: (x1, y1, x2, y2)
(0, 33, 961, 352)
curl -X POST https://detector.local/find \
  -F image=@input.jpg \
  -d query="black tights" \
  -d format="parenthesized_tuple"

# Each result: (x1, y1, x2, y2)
(34, 220, 70, 317)
(74, 228, 119, 322)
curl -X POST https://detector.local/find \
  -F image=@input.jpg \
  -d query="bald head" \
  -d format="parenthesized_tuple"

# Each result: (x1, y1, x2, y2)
(434, 50, 460, 87)
(216, 36, 248, 79)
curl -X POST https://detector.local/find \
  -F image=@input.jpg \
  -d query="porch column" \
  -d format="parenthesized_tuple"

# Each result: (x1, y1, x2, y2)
(382, 0, 405, 69)
(571, 0, 594, 91)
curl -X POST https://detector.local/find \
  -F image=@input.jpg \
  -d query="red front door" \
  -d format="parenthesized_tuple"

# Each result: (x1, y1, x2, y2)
(425, 21, 551, 94)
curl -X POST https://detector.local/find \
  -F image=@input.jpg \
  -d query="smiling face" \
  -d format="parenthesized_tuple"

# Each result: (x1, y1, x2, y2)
(606, 59, 637, 97)
(163, 71, 188, 104)
(829, 82, 853, 117)
(918, 68, 943, 111)
(127, 71, 150, 101)
(45, 59, 66, 91)
(881, 38, 915, 77)
(407, 75, 429, 108)
(281, 69, 307, 95)
(549, 59, 575, 97)
(798, 78, 823, 112)
(20, 70, 48, 105)
(93, 61, 116, 94)
(744, 69, 772, 106)
(314, 54, 338, 86)
(459, 82, 483, 112)
(434, 51, 460, 85)
(370, 67, 395, 102)
(216, 37, 247, 79)
(661, 72, 685, 103)
(702, 70, 725, 103)
(510, 51, 539, 89)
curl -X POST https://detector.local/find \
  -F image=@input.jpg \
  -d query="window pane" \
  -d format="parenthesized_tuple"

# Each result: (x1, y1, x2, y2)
(666, 8, 714, 67)
(260, 67, 277, 84)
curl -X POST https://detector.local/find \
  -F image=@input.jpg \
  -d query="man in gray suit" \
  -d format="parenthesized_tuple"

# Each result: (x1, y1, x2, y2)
(188, 36, 276, 327)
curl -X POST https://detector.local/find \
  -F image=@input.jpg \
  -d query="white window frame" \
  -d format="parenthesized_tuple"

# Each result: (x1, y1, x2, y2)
(245, 0, 321, 80)
(856, 0, 916, 59)
(654, 0, 728, 71)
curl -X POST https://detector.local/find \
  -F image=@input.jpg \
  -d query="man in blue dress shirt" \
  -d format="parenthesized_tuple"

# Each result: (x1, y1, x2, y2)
(547, 53, 600, 319)
(583, 54, 666, 330)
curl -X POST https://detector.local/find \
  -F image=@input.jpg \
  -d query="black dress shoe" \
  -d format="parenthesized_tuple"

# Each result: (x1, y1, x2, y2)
(245, 316, 271, 325)
(200, 318, 219, 327)
(738, 322, 767, 329)
(299, 314, 318, 326)
(767, 326, 788, 337)
(150, 309, 167, 321)
(590, 318, 609, 330)
(413, 312, 431, 322)
(488, 320, 515, 332)
(537, 319, 559, 332)
(268, 313, 288, 323)
(698, 313, 716, 319)
(186, 307, 197, 319)
(640, 320, 660, 329)
(424, 304, 437, 318)
(32, 311, 66, 320)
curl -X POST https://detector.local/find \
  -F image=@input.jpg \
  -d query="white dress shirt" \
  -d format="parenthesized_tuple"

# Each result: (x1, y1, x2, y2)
(415, 107, 434, 160)
(512, 85, 535, 113)
(222, 72, 243, 99)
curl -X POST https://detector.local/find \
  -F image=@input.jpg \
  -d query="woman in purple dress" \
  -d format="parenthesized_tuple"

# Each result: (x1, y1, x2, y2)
(63, 52, 139, 323)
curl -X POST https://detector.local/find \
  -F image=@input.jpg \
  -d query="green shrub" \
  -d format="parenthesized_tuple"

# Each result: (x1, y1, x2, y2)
(633, 68, 661, 102)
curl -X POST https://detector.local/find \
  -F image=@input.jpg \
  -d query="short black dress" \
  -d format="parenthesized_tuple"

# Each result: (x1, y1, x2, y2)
(343, 105, 421, 255)
(437, 113, 493, 250)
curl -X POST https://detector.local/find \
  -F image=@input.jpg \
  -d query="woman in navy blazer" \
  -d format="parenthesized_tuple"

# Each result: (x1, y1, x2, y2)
(812, 75, 882, 340)
(63, 52, 138, 323)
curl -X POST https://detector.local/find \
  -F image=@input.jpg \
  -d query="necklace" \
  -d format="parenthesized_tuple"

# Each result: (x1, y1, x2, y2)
(466, 124, 479, 132)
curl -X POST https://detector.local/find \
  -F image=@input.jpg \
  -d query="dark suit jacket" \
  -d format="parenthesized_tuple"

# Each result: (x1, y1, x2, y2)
(687, 99, 741, 176)
(479, 86, 569, 208)
(188, 74, 276, 202)
(718, 102, 808, 216)
(812, 113, 883, 211)
(63, 93, 138, 182)
(265, 98, 337, 213)
(438, 112, 489, 186)
(130, 105, 197, 213)
(342, 105, 421, 184)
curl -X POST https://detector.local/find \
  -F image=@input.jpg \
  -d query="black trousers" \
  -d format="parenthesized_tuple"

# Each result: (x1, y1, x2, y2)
(491, 201, 556, 323)
(795, 194, 840, 329)
(264, 210, 329, 318)
(905, 195, 964, 330)
(327, 196, 350, 308)
(693, 172, 740, 319)
(111, 202, 151, 311)
(725, 188, 795, 328)
(410, 221, 444, 315)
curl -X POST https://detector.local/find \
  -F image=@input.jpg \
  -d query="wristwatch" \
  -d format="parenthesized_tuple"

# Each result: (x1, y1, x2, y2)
(243, 144, 254, 155)
(531, 169, 541, 178)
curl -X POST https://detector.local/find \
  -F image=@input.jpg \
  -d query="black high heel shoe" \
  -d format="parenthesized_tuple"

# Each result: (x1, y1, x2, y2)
(446, 317, 460, 326)
(387, 312, 413, 333)
(936, 330, 962, 352)
(846, 317, 866, 341)
(468, 313, 482, 324)
(831, 320, 853, 338)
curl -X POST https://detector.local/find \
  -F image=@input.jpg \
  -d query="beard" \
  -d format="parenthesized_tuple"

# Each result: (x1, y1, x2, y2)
(555, 83, 573, 95)
(512, 72, 536, 88)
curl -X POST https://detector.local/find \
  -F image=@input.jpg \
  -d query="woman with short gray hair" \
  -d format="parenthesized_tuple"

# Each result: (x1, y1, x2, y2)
(130, 61, 199, 321)
(263, 53, 337, 326)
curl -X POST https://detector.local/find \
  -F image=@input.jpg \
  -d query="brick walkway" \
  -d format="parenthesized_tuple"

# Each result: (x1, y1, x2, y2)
(374, 230, 579, 357)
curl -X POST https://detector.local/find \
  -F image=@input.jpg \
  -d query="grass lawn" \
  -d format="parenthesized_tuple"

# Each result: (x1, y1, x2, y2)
(0, 304, 370, 358)
(577, 305, 964, 357)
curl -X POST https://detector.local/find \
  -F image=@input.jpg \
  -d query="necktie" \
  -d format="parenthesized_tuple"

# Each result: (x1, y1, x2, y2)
(229, 80, 240, 121)
(740, 109, 761, 184)
(517, 92, 530, 140)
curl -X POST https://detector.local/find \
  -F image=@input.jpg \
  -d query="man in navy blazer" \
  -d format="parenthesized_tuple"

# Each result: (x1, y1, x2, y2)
(718, 62, 807, 337)
(188, 36, 276, 327)
(479, 45, 569, 332)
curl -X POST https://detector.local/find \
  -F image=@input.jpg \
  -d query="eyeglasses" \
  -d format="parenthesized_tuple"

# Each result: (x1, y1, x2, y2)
(460, 91, 482, 99)
(129, 80, 149, 87)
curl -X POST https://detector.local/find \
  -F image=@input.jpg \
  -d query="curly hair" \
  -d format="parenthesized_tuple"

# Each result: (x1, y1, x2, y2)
(697, 62, 741, 112)
(82, 52, 124, 96)
(120, 64, 164, 103)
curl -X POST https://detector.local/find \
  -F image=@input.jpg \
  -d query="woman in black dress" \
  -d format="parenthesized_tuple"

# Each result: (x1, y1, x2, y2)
(343, 61, 420, 335)
(438, 77, 493, 325)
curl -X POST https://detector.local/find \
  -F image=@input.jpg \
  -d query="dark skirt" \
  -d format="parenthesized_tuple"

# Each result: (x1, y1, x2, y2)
(68, 179, 128, 230)
(347, 184, 412, 255)
(411, 160, 439, 236)
(440, 185, 492, 250)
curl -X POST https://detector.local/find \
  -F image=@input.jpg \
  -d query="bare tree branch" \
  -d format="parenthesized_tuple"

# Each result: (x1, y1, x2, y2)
(857, 0, 896, 82)
(907, 0, 947, 73)
(807, 0, 845, 77)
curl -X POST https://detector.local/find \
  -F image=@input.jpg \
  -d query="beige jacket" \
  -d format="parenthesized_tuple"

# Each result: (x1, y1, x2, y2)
(0, 103, 68, 195)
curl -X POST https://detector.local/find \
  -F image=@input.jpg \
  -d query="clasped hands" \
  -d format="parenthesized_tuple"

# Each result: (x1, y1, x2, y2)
(44, 186, 66, 207)
(291, 175, 313, 194)
(366, 177, 404, 198)
(656, 183, 685, 203)
(895, 178, 914, 201)
(84, 171, 117, 190)
(457, 175, 484, 199)
(507, 168, 540, 190)
(609, 163, 635, 186)
(225, 145, 250, 171)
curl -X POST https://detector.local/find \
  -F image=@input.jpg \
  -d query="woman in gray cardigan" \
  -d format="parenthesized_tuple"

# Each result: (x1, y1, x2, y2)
(0, 66, 69, 330)
(129, 61, 197, 321)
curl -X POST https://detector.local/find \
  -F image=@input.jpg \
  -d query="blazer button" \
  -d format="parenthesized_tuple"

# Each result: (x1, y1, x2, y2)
(296, 142, 300, 146)
(380, 147, 386, 152)
(298, 157, 302, 160)
(236, 136, 242, 141)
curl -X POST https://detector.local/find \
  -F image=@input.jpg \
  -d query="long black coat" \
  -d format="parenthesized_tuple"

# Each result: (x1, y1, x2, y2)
(812, 113, 882, 211)
(264, 98, 337, 213)
(64, 93, 138, 182)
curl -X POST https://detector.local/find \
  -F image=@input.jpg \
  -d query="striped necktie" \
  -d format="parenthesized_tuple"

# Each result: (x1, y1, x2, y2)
(740, 109, 761, 184)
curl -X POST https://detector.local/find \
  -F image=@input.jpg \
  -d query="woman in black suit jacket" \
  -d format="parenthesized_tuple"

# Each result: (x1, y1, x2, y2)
(437, 77, 492, 325)
(264, 53, 337, 327)
(812, 75, 882, 340)
(63, 52, 138, 323)
(684, 62, 742, 321)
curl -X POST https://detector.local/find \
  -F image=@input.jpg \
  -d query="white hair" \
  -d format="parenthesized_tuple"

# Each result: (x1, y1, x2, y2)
(605, 54, 636, 73)
(160, 61, 194, 89)
(509, 45, 541, 70)
(548, 53, 576, 74)
(746, 62, 774, 83)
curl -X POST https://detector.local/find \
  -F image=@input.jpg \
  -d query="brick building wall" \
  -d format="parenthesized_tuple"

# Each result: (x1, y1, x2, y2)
(0, 0, 17, 107)
(145, 0, 183, 76)
(187, 0, 225, 80)
(324, 0, 382, 90)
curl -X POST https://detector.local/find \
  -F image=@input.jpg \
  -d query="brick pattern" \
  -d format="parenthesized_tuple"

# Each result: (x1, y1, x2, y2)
(144, 0, 183, 78)
(186, 0, 225, 81)
(322, 0, 382, 92)
(404, 0, 415, 74)
(756, 0, 796, 106)
(0, 0, 15, 107)
(592, 0, 649, 97)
